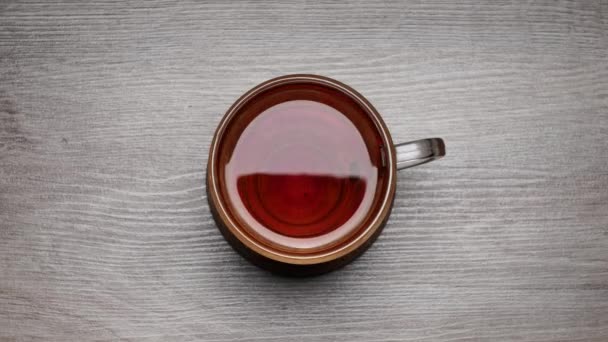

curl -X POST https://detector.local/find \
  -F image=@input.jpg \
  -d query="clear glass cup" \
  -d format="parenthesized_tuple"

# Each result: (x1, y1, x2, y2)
(207, 74, 445, 276)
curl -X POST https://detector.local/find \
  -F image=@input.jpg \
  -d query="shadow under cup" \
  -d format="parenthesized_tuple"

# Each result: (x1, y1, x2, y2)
(207, 75, 397, 275)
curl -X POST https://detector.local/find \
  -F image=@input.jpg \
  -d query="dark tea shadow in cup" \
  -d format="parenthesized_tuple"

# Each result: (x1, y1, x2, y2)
(236, 173, 367, 239)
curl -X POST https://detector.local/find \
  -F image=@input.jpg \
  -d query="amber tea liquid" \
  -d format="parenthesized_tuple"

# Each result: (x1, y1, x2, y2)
(215, 81, 389, 251)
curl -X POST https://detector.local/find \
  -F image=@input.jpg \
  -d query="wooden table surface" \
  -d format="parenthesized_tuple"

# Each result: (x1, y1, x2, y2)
(1, 1, 607, 341)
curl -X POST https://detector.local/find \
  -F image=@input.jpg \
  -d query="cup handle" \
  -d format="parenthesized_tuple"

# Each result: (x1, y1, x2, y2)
(395, 138, 445, 170)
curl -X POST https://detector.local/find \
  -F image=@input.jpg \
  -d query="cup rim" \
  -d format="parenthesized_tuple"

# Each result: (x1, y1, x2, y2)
(207, 74, 397, 265)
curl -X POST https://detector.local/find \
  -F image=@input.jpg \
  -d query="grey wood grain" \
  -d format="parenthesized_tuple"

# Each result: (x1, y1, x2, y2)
(1, 0, 607, 341)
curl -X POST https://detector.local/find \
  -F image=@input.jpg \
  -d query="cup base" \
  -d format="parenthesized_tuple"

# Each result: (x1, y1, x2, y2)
(206, 173, 395, 276)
